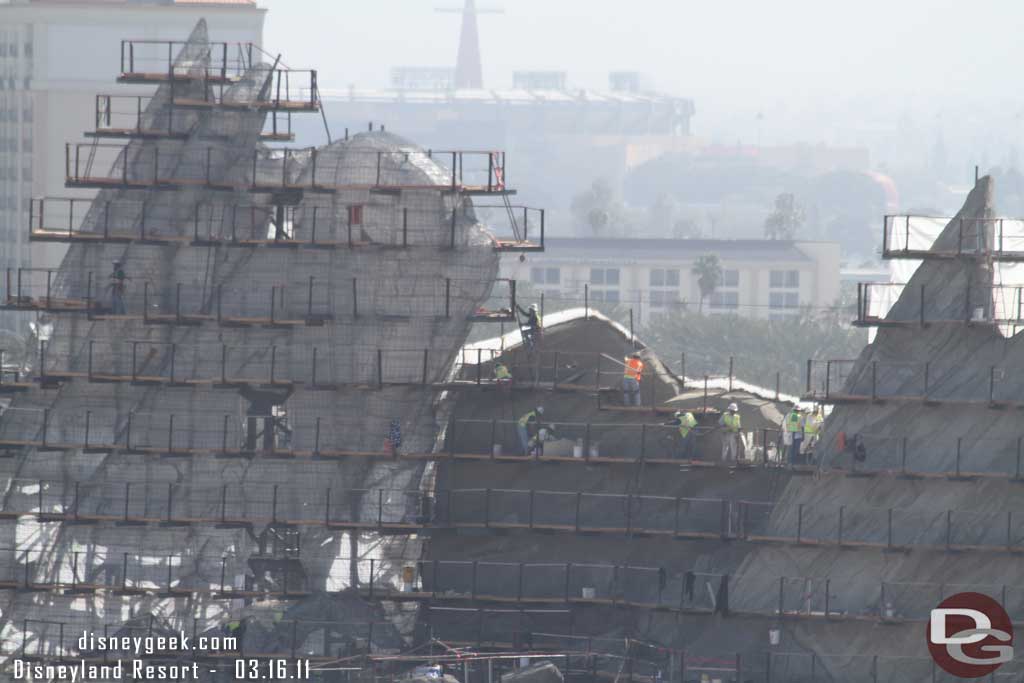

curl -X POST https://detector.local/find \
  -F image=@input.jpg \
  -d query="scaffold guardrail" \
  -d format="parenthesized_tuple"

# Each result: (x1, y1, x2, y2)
(2, 269, 515, 324)
(0, 407, 772, 462)
(854, 281, 1024, 326)
(171, 68, 319, 112)
(65, 144, 512, 196)
(86, 95, 298, 142)
(806, 358, 1024, 408)
(883, 214, 1024, 260)
(2, 478, 1024, 554)
(118, 39, 256, 84)
(29, 197, 540, 252)
(5, 549, 1023, 630)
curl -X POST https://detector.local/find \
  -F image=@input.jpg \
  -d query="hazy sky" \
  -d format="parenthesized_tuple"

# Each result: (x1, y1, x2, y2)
(261, 1, 1024, 166)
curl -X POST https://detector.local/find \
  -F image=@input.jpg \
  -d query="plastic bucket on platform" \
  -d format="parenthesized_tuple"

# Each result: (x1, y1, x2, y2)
(573, 439, 583, 458)
(492, 444, 502, 457)
(581, 587, 596, 599)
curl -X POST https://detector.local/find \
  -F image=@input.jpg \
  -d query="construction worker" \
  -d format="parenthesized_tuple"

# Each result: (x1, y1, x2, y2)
(108, 261, 128, 315)
(494, 361, 512, 384)
(622, 352, 644, 406)
(802, 406, 822, 462)
(517, 406, 544, 455)
(665, 410, 698, 460)
(516, 303, 542, 350)
(384, 418, 402, 456)
(719, 403, 741, 462)
(783, 405, 804, 465)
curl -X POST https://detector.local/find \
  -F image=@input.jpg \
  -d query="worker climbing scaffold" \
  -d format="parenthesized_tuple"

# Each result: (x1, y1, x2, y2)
(515, 302, 542, 351)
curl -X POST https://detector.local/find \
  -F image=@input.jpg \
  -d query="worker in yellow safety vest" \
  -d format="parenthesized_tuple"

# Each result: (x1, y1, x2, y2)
(622, 352, 645, 406)
(783, 406, 804, 465)
(665, 410, 698, 460)
(719, 403, 741, 461)
(517, 406, 544, 455)
(802, 407, 822, 462)
(494, 362, 512, 383)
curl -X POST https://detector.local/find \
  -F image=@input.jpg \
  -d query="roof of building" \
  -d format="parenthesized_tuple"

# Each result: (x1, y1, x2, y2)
(537, 237, 819, 262)
(320, 87, 694, 109)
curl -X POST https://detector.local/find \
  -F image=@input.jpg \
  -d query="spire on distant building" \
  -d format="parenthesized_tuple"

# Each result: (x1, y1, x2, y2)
(437, 0, 502, 89)
(454, 0, 483, 89)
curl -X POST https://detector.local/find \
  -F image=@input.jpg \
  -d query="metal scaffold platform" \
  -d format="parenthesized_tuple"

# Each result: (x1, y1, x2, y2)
(0, 21, 552, 673)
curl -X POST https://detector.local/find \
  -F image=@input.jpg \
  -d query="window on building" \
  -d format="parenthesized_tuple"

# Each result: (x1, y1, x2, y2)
(530, 267, 560, 285)
(650, 268, 679, 287)
(590, 267, 619, 285)
(722, 269, 739, 288)
(769, 292, 800, 309)
(591, 289, 620, 304)
(650, 290, 680, 307)
(709, 291, 739, 309)
(770, 270, 800, 288)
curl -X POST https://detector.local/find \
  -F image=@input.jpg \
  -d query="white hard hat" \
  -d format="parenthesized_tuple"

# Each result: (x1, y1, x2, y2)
(536, 406, 545, 414)
(530, 303, 539, 311)
(728, 403, 738, 411)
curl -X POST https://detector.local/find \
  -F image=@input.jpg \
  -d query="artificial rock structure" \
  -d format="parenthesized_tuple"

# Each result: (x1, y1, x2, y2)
(0, 22, 533, 674)
(4, 20, 1018, 683)
(361, 184, 1024, 683)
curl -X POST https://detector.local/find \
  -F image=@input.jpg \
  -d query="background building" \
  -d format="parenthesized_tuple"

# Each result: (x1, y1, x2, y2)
(292, 2, 695, 232)
(310, 76, 696, 225)
(0, 0, 265, 332)
(502, 237, 841, 326)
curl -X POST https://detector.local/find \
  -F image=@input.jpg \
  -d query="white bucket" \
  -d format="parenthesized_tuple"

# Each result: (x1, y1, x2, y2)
(768, 627, 780, 645)
(573, 439, 583, 458)
(973, 306, 986, 321)
(492, 443, 502, 457)
(589, 444, 599, 458)
(581, 587, 596, 599)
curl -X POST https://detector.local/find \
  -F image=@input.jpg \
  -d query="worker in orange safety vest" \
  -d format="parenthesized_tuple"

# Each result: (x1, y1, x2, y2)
(622, 352, 645, 406)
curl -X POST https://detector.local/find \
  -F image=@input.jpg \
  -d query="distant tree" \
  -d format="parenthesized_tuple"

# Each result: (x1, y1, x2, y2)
(643, 305, 868, 396)
(649, 193, 678, 235)
(672, 218, 701, 239)
(587, 207, 610, 236)
(691, 253, 722, 313)
(571, 178, 624, 237)
(764, 193, 805, 240)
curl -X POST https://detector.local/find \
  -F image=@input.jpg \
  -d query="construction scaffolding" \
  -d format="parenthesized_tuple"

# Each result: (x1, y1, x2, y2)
(0, 21, 551, 678)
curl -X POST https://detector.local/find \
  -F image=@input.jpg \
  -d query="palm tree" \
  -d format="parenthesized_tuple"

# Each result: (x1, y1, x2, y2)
(691, 253, 723, 313)
(764, 193, 805, 240)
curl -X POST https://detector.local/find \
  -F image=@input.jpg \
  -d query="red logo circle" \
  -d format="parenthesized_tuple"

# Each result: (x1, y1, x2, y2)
(927, 592, 1014, 678)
